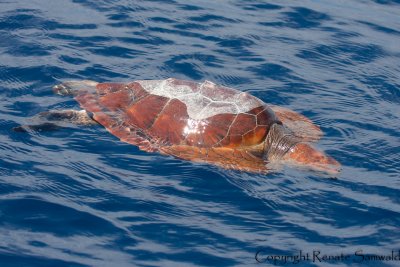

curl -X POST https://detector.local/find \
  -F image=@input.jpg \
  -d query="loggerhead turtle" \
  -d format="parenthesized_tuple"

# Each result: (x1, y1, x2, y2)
(15, 78, 340, 175)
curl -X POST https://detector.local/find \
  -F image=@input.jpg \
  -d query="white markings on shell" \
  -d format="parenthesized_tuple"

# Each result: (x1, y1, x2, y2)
(137, 78, 263, 120)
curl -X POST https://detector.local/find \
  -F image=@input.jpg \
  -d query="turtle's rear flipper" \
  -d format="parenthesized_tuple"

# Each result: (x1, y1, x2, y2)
(13, 110, 97, 132)
(269, 105, 323, 142)
(53, 80, 98, 96)
(13, 123, 62, 132)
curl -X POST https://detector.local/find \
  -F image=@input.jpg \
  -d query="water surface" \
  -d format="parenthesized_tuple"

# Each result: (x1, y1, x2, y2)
(0, 0, 399, 266)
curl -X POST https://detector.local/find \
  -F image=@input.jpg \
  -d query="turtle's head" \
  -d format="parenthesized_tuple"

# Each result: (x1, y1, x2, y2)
(53, 80, 98, 96)
(263, 123, 341, 177)
(282, 143, 341, 176)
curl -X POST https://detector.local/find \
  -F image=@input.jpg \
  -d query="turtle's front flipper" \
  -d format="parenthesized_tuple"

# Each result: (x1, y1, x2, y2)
(13, 109, 98, 132)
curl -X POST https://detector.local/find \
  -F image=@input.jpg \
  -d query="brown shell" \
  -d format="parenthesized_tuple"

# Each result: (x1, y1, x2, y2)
(74, 78, 279, 172)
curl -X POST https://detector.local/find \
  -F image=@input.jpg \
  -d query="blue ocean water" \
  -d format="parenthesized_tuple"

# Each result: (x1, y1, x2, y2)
(0, 0, 399, 266)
